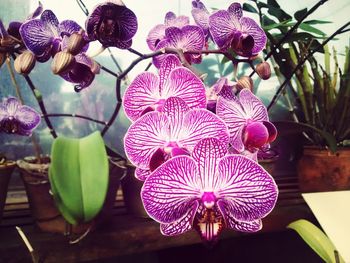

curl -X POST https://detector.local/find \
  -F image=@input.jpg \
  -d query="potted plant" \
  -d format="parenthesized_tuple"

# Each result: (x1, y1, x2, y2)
(0, 153, 16, 222)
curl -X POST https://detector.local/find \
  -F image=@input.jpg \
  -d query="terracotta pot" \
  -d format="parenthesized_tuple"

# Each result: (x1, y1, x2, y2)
(258, 158, 277, 176)
(297, 147, 350, 192)
(0, 160, 16, 222)
(120, 163, 149, 218)
(17, 156, 122, 234)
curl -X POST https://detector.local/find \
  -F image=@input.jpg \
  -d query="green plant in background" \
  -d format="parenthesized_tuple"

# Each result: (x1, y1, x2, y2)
(49, 131, 109, 225)
(288, 219, 344, 263)
(245, 0, 350, 151)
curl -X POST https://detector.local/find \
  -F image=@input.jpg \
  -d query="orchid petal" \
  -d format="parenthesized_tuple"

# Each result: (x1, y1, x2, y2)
(191, 1, 209, 34)
(149, 148, 167, 172)
(179, 109, 229, 153)
(160, 201, 198, 236)
(162, 67, 206, 110)
(123, 72, 160, 122)
(180, 25, 205, 52)
(141, 155, 201, 223)
(216, 155, 278, 222)
(191, 138, 228, 191)
(40, 10, 59, 35)
(165, 13, 189, 28)
(243, 121, 269, 149)
(3, 97, 20, 116)
(124, 112, 169, 169)
(146, 24, 166, 51)
(263, 121, 277, 143)
(208, 10, 236, 49)
(163, 97, 189, 139)
(59, 20, 83, 36)
(239, 89, 268, 122)
(135, 167, 151, 181)
(114, 39, 132, 49)
(15, 105, 41, 133)
(218, 200, 262, 232)
(0, 104, 8, 122)
(240, 17, 267, 55)
(216, 96, 246, 152)
(164, 12, 176, 25)
(159, 55, 181, 89)
(152, 39, 170, 68)
(227, 3, 243, 20)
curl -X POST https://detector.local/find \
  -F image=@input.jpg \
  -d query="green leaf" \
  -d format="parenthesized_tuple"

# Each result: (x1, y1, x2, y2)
(294, 8, 307, 21)
(263, 19, 295, 31)
(243, 3, 258, 13)
(304, 20, 332, 25)
(267, 0, 280, 8)
(267, 5, 292, 22)
(288, 219, 345, 263)
(262, 15, 277, 28)
(299, 23, 326, 36)
(49, 131, 109, 224)
(273, 121, 337, 152)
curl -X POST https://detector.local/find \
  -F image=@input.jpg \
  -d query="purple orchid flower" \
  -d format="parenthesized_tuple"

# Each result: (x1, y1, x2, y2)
(191, 0, 210, 40)
(124, 97, 229, 181)
(147, 12, 190, 51)
(206, 77, 236, 113)
(216, 89, 277, 159)
(0, 97, 41, 136)
(152, 25, 205, 68)
(208, 3, 266, 57)
(86, 1, 137, 49)
(19, 10, 85, 62)
(141, 137, 278, 242)
(123, 55, 206, 122)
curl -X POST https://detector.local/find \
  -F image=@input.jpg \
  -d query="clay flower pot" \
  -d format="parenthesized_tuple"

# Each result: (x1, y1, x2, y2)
(297, 147, 350, 192)
(0, 160, 16, 222)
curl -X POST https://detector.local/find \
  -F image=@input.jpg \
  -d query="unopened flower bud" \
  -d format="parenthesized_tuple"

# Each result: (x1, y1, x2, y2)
(66, 31, 86, 56)
(90, 60, 100, 74)
(256, 62, 271, 80)
(236, 76, 253, 91)
(14, 51, 36, 75)
(51, 51, 75, 74)
(0, 37, 16, 48)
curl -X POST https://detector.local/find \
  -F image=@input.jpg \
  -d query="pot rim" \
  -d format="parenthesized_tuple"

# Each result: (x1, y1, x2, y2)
(302, 146, 350, 157)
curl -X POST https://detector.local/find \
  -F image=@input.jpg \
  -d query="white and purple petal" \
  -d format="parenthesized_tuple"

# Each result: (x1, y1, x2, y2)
(163, 97, 189, 139)
(40, 10, 59, 35)
(240, 17, 266, 55)
(123, 72, 161, 122)
(208, 10, 236, 49)
(216, 155, 278, 222)
(135, 167, 151, 181)
(15, 105, 41, 134)
(146, 24, 166, 51)
(159, 55, 182, 89)
(178, 25, 205, 52)
(191, 0, 210, 35)
(124, 111, 169, 169)
(59, 20, 83, 36)
(227, 3, 243, 21)
(239, 89, 268, 122)
(141, 156, 201, 223)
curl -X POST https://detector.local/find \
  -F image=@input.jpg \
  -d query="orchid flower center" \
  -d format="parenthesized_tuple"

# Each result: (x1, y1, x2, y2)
(164, 141, 179, 154)
(201, 192, 216, 209)
(154, 99, 166, 112)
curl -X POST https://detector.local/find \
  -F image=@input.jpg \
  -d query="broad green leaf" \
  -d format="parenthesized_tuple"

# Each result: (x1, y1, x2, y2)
(263, 19, 295, 31)
(294, 8, 307, 21)
(49, 131, 109, 224)
(243, 3, 258, 13)
(299, 23, 326, 36)
(262, 15, 276, 28)
(273, 121, 337, 152)
(267, 5, 292, 22)
(288, 219, 345, 263)
(267, 0, 280, 8)
(304, 20, 332, 25)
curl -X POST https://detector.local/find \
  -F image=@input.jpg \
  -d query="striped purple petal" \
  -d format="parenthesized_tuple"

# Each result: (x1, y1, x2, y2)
(167, 25, 205, 53)
(163, 97, 189, 139)
(146, 24, 166, 51)
(135, 167, 151, 181)
(161, 67, 206, 110)
(216, 155, 278, 222)
(123, 72, 160, 122)
(239, 89, 268, 122)
(179, 109, 229, 153)
(243, 122, 269, 149)
(208, 10, 236, 49)
(240, 17, 267, 55)
(59, 20, 83, 36)
(191, 138, 228, 191)
(227, 3, 243, 20)
(159, 55, 181, 89)
(124, 111, 169, 169)
(191, 0, 210, 35)
(164, 12, 190, 28)
(141, 156, 201, 223)
(152, 39, 169, 68)
(160, 201, 199, 236)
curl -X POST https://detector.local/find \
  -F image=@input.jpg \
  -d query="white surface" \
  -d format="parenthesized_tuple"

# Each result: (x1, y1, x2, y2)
(303, 191, 350, 263)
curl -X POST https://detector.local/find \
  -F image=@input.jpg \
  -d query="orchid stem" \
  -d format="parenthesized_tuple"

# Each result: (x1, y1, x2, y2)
(107, 47, 123, 73)
(128, 48, 143, 57)
(43, 113, 106, 125)
(100, 65, 119, 78)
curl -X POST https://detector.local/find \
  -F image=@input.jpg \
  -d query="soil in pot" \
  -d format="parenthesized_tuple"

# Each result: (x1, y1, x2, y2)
(0, 160, 16, 223)
(297, 147, 350, 192)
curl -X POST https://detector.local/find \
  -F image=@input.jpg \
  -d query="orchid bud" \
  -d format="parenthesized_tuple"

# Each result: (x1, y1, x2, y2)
(51, 51, 75, 75)
(256, 62, 271, 80)
(14, 51, 36, 75)
(236, 76, 253, 91)
(0, 37, 16, 48)
(66, 30, 86, 56)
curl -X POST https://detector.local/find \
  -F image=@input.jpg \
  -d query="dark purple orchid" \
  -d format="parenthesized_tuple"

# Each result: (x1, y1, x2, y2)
(123, 55, 206, 122)
(206, 77, 236, 113)
(124, 97, 229, 181)
(147, 12, 190, 51)
(216, 89, 277, 159)
(209, 3, 266, 57)
(86, 1, 137, 49)
(141, 137, 278, 242)
(191, 0, 210, 39)
(0, 97, 41, 136)
(153, 25, 205, 68)
(19, 10, 85, 62)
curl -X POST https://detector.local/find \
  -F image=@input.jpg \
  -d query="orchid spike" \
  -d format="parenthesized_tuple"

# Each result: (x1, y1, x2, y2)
(208, 2, 266, 57)
(216, 89, 277, 157)
(86, 1, 138, 49)
(0, 97, 41, 136)
(123, 55, 206, 122)
(141, 137, 278, 242)
(124, 97, 229, 181)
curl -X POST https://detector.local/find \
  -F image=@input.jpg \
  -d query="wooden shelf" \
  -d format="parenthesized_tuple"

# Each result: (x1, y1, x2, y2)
(0, 176, 316, 263)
